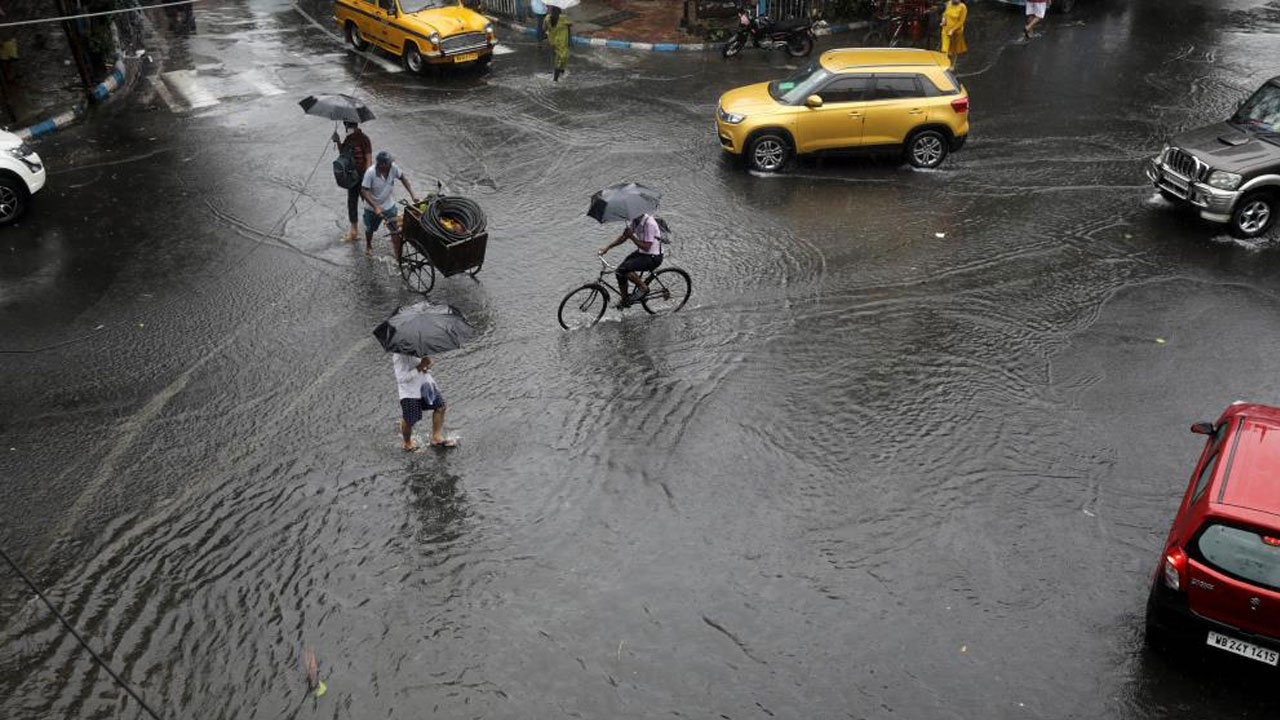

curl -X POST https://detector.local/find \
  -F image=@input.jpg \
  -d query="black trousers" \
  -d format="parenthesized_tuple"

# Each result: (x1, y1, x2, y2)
(346, 185, 361, 225)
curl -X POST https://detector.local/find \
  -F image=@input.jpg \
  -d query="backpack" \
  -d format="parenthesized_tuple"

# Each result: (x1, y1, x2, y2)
(333, 145, 361, 189)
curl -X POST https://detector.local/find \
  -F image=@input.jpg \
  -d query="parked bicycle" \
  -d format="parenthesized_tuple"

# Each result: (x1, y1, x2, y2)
(863, 0, 937, 48)
(558, 256, 692, 330)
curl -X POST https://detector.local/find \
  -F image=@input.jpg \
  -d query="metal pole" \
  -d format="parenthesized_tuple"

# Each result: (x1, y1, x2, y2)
(54, 0, 94, 93)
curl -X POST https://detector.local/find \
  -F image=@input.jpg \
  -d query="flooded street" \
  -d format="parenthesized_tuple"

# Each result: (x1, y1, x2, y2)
(4, 0, 1280, 716)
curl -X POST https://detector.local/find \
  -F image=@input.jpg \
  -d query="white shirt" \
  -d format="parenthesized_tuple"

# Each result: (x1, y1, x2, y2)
(630, 214, 662, 255)
(392, 353, 430, 400)
(363, 164, 402, 210)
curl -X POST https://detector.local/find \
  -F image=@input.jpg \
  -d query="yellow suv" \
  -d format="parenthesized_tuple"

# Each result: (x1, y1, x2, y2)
(335, 0, 497, 72)
(715, 48, 970, 172)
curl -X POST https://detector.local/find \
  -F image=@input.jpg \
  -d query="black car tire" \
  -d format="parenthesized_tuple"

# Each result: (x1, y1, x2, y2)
(1158, 189, 1182, 204)
(747, 133, 791, 173)
(1228, 191, 1278, 239)
(403, 43, 424, 73)
(0, 176, 28, 226)
(905, 129, 948, 169)
(786, 34, 813, 57)
(345, 22, 368, 51)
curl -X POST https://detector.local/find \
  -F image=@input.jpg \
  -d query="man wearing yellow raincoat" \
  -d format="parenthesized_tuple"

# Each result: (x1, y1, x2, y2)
(940, 0, 968, 66)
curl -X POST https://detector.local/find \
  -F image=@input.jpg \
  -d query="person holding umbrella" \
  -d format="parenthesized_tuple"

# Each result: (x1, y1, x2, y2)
(333, 121, 373, 243)
(545, 2, 573, 81)
(591, 182, 663, 308)
(375, 302, 475, 450)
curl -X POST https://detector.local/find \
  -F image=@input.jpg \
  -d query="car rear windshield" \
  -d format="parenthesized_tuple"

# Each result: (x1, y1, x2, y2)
(1230, 82, 1280, 136)
(1194, 523, 1280, 592)
(769, 64, 832, 105)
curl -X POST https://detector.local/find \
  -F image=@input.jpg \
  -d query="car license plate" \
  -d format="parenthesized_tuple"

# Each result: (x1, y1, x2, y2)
(1206, 631, 1279, 666)
(453, 52, 478, 63)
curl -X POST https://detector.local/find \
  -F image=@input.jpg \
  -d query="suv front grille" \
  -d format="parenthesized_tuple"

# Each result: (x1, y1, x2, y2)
(440, 32, 487, 54)
(1166, 148, 1206, 181)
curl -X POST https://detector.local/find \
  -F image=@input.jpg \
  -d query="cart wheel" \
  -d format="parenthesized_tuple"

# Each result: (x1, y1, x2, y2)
(468, 263, 483, 279)
(399, 248, 436, 294)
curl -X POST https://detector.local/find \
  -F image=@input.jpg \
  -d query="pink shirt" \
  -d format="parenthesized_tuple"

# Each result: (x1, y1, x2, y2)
(630, 214, 662, 255)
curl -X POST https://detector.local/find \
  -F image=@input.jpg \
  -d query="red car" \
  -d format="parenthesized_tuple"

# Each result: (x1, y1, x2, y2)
(1147, 402, 1280, 667)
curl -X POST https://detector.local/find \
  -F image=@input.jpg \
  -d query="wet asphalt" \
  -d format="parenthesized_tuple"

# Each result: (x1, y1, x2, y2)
(4, 0, 1280, 717)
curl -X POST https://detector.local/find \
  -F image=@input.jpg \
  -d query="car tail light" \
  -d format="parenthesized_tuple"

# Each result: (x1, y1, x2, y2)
(1163, 548, 1187, 591)
(1265, 536, 1280, 547)
(950, 97, 969, 114)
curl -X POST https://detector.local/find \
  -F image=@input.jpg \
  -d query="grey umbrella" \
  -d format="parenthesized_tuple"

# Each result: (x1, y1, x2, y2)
(373, 302, 476, 357)
(587, 183, 661, 224)
(299, 93, 376, 124)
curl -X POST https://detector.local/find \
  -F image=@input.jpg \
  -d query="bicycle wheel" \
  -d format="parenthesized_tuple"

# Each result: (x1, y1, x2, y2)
(399, 245, 436, 294)
(641, 268, 692, 316)
(558, 283, 609, 330)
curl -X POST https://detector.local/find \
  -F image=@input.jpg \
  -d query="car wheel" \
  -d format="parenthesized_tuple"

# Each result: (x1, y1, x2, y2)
(747, 133, 790, 173)
(0, 176, 28, 226)
(905, 129, 948, 169)
(1158, 189, 1181, 204)
(345, 22, 368, 51)
(785, 34, 813, 57)
(403, 43, 424, 73)
(1228, 191, 1277, 239)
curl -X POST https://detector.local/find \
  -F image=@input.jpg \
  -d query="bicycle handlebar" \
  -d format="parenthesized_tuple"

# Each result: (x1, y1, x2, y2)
(598, 255, 616, 271)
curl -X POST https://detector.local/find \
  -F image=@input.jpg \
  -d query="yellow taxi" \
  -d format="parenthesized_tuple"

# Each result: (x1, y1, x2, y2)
(715, 48, 970, 172)
(335, 0, 497, 72)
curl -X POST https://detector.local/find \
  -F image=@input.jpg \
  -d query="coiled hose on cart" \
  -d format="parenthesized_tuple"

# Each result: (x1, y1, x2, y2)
(415, 196, 487, 244)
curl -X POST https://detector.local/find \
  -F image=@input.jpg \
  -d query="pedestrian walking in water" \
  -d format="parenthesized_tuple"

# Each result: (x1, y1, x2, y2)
(360, 150, 418, 260)
(1024, 0, 1048, 39)
(547, 6, 571, 81)
(940, 0, 967, 67)
(332, 121, 373, 243)
(392, 353, 456, 450)
(530, 0, 547, 44)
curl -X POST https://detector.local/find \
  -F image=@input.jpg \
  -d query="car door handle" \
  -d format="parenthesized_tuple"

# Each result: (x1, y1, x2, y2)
(848, 112, 862, 117)
(908, 109, 924, 115)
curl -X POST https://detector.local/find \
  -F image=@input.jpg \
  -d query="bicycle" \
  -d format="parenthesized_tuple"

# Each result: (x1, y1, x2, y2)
(557, 256, 693, 330)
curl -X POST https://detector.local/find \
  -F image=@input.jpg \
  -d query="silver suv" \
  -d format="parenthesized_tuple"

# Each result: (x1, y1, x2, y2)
(0, 129, 46, 226)
(1147, 77, 1280, 239)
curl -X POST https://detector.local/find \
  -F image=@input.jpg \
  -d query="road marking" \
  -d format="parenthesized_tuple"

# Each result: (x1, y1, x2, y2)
(150, 75, 182, 112)
(240, 69, 286, 97)
(493, 43, 516, 55)
(290, 0, 403, 74)
(162, 69, 219, 109)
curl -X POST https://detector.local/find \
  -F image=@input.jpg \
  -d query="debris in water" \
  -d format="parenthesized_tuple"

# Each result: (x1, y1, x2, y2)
(304, 650, 327, 698)
(935, 232, 946, 238)
(1155, 337, 1166, 344)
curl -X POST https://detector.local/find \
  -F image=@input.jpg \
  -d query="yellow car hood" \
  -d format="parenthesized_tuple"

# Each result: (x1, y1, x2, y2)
(405, 6, 487, 36)
(719, 82, 785, 115)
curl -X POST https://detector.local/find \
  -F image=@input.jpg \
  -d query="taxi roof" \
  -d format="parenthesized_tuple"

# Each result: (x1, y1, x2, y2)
(1217, 412, 1280, 516)
(818, 47, 952, 73)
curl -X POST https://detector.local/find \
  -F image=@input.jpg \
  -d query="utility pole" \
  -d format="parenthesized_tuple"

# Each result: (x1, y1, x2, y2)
(54, 0, 94, 93)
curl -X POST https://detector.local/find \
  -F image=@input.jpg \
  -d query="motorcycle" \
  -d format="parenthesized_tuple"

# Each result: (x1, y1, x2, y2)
(722, 4, 816, 59)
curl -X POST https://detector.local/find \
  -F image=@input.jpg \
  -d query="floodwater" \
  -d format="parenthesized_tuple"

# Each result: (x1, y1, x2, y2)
(4, 0, 1280, 717)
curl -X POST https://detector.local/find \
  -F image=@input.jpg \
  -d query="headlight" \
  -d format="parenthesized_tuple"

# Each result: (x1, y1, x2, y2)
(1206, 170, 1242, 190)
(429, 32, 440, 45)
(1157, 144, 1170, 163)
(6, 144, 33, 159)
(485, 22, 494, 34)
(717, 107, 745, 124)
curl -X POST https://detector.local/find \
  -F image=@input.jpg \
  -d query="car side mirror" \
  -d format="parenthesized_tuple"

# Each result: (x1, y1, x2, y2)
(1190, 422, 1215, 435)
(805, 95, 823, 109)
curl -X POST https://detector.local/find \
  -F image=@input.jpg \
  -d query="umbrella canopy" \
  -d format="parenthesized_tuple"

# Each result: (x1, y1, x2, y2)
(299, 93, 376, 124)
(587, 182, 661, 224)
(373, 302, 476, 357)
(544, 0, 580, 8)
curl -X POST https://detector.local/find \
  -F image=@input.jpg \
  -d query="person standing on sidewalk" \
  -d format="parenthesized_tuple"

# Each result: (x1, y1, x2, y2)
(1024, 0, 1048, 39)
(547, 6, 571, 82)
(939, 0, 967, 67)
(332, 121, 373, 243)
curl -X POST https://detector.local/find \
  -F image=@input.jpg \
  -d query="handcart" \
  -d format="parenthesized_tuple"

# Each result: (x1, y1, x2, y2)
(398, 194, 488, 294)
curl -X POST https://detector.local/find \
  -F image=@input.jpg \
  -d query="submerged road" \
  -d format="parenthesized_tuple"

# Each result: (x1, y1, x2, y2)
(4, 0, 1280, 717)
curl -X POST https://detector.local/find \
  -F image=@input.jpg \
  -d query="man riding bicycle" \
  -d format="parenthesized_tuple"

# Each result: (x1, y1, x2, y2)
(599, 212, 662, 308)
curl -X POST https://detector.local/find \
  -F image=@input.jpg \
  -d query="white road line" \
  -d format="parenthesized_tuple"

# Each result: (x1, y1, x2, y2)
(150, 75, 182, 112)
(492, 43, 516, 55)
(240, 69, 286, 97)
(163, 69, 220, 109)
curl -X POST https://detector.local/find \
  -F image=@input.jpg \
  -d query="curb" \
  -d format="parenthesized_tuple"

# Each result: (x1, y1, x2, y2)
(14, 37, 136, 140)
(490, 17, 867, 52)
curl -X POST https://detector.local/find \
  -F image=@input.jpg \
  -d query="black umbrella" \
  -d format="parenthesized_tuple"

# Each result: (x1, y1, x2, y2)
(587, 183, 661, 224)
(373, 302, 475, 357)
(299, 93, 376, 124)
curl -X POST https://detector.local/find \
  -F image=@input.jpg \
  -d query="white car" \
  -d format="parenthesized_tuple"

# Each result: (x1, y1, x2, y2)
(0, 129, 46, 226)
